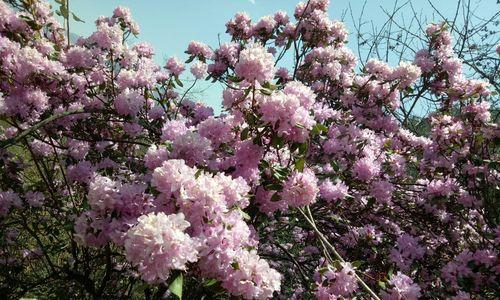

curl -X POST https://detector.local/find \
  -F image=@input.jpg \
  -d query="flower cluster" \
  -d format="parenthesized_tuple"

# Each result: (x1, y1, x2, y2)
(124, 212, 200, 283)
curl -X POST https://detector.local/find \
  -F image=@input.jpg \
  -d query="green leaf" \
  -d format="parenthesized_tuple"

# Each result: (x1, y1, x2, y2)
(311, 124, 328, 136)
(262, 82, 277, 90)
(330, 161, 340, 172)
(298, 142, 308, 156)
(252, 136, 262, 146)
(243, 87, 252, 98)
(72, 13, 84, 23)
(270, 193, 281, 202)
(59, 5, 69, 18)
(290, 142, 300, 152)
(404, 86, 414, 94)
(169, 273, 183, 300)
(228, 75, 243, 83)
(266, 183, 282, 191)
(174, 76, 184, 87)
(378, 280, 386, 290)
(387, 267, 394, 278)
(260, 88, 273, 96)
(259, 160, 270, 170)
(271, 134, 284, 148)
(272, 171, 285, 181)
(332, 260, 342, 270)
(295, 158, 305, 172)
(351, 260, 363, 268)
(185, 56, 195, 64)
(203, 278, 219, 287)
(240, 127, 249, 140)
(239, 209, 251, 220)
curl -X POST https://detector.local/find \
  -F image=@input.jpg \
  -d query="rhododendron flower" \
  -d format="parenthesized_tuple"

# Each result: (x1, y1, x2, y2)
(161, 119, 190, 142)
(187, 41, 214, 59)
(64, 46, 94, 68)
(221, 250, 281, 300)
(381, 272, 421, 300)
(124, 212, 200, 283)
(87, 175, 120, 212)
(235, 43, 275, 84)
(281, 168, 319, 207)
(370, 180, 394, 204)
(170, 131, 213, 166)
(259, 90, 316, 142)
(165, 56, 185, 76)
(114, 88, 145, 117)
(190, 61, 208, 79)
(315, 262, 359, 298)
(352, 156, 381, 182)
(151, 159, 197, 196)
(144, 145, 169, 170)
(0, 190, 22, 217)
(319, 179, 349, 202)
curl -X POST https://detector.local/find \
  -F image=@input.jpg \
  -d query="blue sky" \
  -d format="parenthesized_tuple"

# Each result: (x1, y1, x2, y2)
(52, 0, 497, 113)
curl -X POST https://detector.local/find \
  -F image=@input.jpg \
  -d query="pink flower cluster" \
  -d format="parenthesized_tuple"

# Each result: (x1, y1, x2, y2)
(280, 168, 319, 207)
(381, 272, 421, 300)
(235, 43, 275, 84)
(124, 212, 200, 283)
(259, 82, 316, 142)
(314, 262, 359, 299)
(151, 159, 281, 298)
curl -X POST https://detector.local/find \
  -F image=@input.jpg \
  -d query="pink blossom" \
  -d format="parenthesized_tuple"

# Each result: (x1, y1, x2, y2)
(352, 156, 381, 182)
(0, 190, 22, 216)
(221, 250, 281, 299)
(64, 46, 94, 68)
(161, 119, 190, 142)
(124, 212, 200, 283)
(87, 175, 120, 211)
(259, 91, 315, 142)
(114, 88, 145, 116)
(235, 43, 275, 84)
(187, 41, 214, 59)
(165, 56, 185, 76)
(319, 179, 349, 202)
(370, 180, 394, 204)
(253, 15, 277, 36)
(315, 262, 359, 298)
(281, 168, 319, 207)
(25, 191, 45, 207)
(151, 159, 193, 194)
(190, 61, 207, 79)
(389, 234, 425, 272)
(382, 272, 421, 300)
(67, 161, 95, 184)
(144, 145, 169, 170)
(197, 116, 235, 147)
(66, 139, 90, 160)
(170, 131, 213, 166)
(226, 12, 253, 40)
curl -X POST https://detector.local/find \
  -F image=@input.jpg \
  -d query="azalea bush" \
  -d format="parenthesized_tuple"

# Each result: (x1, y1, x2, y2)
(0, 0, 498, 299)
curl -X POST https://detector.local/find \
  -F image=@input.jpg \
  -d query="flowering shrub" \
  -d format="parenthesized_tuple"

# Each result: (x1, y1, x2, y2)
(0, 0, 498, 299)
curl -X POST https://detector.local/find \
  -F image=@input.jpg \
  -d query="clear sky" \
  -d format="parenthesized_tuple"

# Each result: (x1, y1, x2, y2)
(51, 0, 497, 113)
